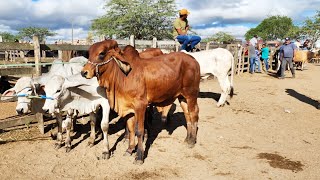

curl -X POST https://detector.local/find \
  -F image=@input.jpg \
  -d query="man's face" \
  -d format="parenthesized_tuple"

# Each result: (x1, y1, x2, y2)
(285, 40, 290, 44)
(181, 14, 188, 20)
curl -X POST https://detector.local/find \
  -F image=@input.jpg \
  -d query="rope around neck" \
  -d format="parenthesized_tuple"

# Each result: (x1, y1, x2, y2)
(87, 57, 114, 79)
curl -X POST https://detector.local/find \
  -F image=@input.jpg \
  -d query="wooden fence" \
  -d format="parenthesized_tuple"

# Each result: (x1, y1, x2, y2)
(0, 35, 254, 133)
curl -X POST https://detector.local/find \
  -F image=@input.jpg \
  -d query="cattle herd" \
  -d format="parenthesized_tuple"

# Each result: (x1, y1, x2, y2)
(1, 40, 235, 164)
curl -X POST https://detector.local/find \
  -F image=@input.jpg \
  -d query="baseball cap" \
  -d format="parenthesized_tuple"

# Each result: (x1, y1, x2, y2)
(179, 9, 190, 15)
(285, 37, 290, 41)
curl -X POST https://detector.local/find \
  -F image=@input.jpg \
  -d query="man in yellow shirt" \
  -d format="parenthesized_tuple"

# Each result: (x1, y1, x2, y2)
(173, 9, 201, 52)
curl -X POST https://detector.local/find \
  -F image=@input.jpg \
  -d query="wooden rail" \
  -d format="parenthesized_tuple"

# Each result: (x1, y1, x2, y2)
(0, 113, 44, 134)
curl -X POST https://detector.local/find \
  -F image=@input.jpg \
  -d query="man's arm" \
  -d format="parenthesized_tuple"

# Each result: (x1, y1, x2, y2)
(176, 28, 187, 35)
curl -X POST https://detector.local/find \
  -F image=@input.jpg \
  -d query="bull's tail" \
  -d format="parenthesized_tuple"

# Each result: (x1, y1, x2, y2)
(230, 54, 235, 98)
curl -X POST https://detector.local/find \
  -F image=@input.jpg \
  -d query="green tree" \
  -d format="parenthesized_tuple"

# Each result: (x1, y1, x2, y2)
(18, 26, 56, 43)
(0, 32, 18, 42)
(300, 11, 320, 48)
(245, 15, 295, 41)
(91, 0, 176, 40)
(203, 32, 235, 43)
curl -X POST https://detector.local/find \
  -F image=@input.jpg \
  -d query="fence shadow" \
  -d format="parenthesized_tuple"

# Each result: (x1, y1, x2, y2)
(285, 89, 319, 109)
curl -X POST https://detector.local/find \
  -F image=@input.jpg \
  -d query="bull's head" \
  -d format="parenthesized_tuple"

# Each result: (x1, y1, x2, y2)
(42, 75, 69, 114)
(1, 77, 45, 115)
(81, 40, 120, 79)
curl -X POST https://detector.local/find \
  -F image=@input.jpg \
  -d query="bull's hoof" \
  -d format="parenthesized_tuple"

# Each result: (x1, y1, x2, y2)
(123, 149, 133, 157)
(54, 143, 62, 149)
(102, 152, 110, 159)
(216, 103, 225, 107)
(65, 146, 71, 153)
(133, 159, 144, 165)
(87, 141, 94, 148)
(123, 151, 132, 157)
(184, 138, 196, 148)
(187, 142, 195, 148)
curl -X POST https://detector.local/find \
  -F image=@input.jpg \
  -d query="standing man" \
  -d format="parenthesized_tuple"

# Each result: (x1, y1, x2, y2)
(249, 43, 257, 74)
(250, 35, 258, 47)
(279, 37, 297, 79)
(173, 9, 201, 52)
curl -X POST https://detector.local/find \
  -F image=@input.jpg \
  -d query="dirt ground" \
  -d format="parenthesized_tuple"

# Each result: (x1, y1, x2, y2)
(0, 63, 319, 180)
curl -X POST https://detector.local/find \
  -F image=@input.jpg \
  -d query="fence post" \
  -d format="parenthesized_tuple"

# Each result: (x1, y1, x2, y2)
(33, 35, 41, 76)
(42, 50, 46, 59)
(36, 112, 44, 134)
(129, 35, 135, 47)
(58, 50, 63, 59)
(206, 42, 210, 50)
(5, 51, 8, 61)
(0, 36, 2, 42)
(152, 37, 157, 48)
(175, 39, 179, 52)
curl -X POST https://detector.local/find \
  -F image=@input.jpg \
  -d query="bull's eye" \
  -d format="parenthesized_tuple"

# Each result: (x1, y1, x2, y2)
(99, 52, 106, 60)
(56, 89, 61, 93)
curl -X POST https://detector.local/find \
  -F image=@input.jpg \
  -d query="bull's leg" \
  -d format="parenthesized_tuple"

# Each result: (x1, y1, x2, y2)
(216, 75, 231, 107)
(64, 115, 72, 152)
(160, 104, 173, 123)
(101, 113, 110, 159)
(88, 112, 96, 147)
(178, 98, 192, 145)
(134, 104, 147, 165)
(124, 116, 135, 156)
(55, 113, 63, 149)
(185, 97, 199, 148)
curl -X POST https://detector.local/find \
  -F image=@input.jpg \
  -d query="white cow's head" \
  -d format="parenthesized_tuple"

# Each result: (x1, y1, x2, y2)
(1, 77, 44, 115)
(42, 75, 70, 114)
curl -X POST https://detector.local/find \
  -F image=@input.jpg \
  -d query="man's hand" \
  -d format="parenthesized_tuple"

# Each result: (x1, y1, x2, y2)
(176, 28, 187, 35)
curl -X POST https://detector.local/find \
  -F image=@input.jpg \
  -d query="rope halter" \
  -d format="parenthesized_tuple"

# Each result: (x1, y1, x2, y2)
(87, 57, 114, 79)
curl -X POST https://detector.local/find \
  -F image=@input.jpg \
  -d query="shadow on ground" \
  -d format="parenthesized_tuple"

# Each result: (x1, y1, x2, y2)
(285, 89, 319, 109)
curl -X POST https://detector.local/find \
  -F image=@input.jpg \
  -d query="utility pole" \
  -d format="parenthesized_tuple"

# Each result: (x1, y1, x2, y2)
(71, 18, 74, 45)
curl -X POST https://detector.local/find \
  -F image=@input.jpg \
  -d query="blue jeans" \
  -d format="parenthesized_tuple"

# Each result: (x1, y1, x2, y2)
(176, 35, 201, 51)
(262, 58, 269, 70)
(249, 57, 261, 73)
(249, 57, 255, 73)
(255, 58, 261, 72)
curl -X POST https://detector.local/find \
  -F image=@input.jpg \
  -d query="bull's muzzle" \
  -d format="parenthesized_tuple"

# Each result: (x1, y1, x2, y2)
(81, 71, 88, 78)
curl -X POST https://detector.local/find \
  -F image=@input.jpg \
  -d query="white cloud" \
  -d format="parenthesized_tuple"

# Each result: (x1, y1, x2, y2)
(177, 0, 319, 24)
(46, 28, 89, 43)
(194, 25, 250, 39)
(0, 0, 318, 41)
(0, 0, 106, 31)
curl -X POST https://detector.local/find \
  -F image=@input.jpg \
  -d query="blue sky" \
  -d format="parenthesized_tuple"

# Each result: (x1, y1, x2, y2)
(0, 0, 318, 42)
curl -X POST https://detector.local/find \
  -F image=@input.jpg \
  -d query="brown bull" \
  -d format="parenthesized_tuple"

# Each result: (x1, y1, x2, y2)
(81, 44, 200, 164)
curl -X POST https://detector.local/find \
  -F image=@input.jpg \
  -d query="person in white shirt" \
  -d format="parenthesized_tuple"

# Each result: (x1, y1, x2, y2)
(294, 39, 302, 50)
(249, 35, 258, 47)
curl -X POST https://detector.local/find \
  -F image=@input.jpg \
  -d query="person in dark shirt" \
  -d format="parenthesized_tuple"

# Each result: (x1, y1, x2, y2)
(278, 37, 297, 79)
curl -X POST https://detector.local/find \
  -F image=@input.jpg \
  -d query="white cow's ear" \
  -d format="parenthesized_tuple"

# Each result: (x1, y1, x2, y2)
(32, 82, 45, 95)
(1, 88, 16, 101)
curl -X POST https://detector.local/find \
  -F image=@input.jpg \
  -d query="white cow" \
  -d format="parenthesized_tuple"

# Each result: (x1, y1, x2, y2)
(182, 48, 234, 107)
(41, 74, 110, 152)
(1, 57, 88, 114)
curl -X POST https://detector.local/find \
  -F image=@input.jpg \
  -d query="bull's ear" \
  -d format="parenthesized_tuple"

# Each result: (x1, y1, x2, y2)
(37, 85, 45, 95)
(1, 88, 16, 101)
(115, 47, 121, 53)
(113, 57, 131, 75)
